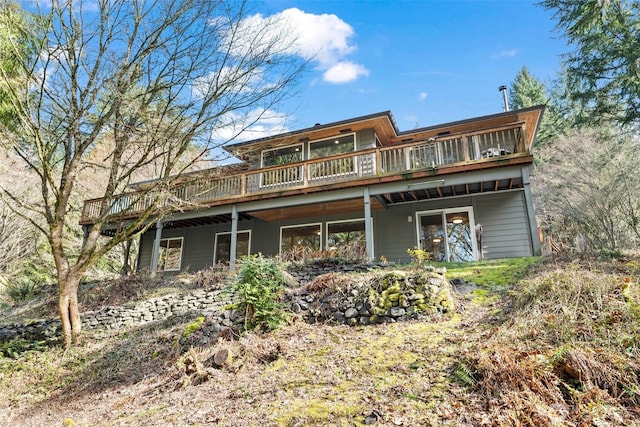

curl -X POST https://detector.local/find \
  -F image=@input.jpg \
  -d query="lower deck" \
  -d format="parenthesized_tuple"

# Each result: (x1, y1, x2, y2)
(137, 188, 537, 272)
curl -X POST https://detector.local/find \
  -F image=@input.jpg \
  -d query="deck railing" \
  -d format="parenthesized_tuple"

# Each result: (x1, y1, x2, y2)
(81, 123, 526, 223)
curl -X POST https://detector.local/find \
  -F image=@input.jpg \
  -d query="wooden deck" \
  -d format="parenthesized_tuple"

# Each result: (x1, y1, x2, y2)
(81, 123, 528, 224)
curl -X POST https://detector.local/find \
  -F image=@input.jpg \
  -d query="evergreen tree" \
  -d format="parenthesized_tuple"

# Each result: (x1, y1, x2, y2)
(542, 0, 640, 127)
(508, 66, 561, 146)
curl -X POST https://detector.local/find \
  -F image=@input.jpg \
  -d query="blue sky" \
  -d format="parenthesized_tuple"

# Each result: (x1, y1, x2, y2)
(244, 0, 567, 136)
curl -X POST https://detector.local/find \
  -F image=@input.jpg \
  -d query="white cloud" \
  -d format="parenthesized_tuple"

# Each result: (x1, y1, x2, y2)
(492, 49, 518, 58)
(212, 109, 290, 142)
(418, 92, 428, 101)
(241, 8, 368, 84)
(323, 62, 369, 84)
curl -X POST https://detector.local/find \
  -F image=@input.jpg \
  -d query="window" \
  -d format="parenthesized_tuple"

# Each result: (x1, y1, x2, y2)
(157, 237, 183, 271)
(309, 134, 355, 159)
(214, 231, 251, 265)
(280, 223, 322, 254)
(416, 208, 477, 262)
(261, 144, 303, 167)
(261, 144, 303, 187)
(309, 134, 356, 180)
(326, 219, 367, 257)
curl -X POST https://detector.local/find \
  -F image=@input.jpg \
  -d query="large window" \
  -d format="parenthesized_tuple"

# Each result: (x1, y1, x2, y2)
(417, 208, 476, 262)
(261, 144, 303, 167)
(308, 135, 356, 181)
(326, 219, 367, 257)
(261, 144, 303, 187)
(280, 223, 322, 254)
(214, 231, 251, 265)
(157, 237, 183, 271)
(309, 134, 355, 159)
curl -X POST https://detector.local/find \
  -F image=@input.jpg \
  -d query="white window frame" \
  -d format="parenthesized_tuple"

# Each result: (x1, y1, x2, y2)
(415, 207, 477, 261)
(279, 222, 322, 255)
(156, 237, 184, 272)
(213, 230, 252, 265)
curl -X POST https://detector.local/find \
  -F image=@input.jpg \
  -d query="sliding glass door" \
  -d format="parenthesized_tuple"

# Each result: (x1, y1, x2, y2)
(417, 208, 476, 262)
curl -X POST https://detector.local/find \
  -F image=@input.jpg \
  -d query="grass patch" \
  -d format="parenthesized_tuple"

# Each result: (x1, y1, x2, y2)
(437, 256, 540, 289)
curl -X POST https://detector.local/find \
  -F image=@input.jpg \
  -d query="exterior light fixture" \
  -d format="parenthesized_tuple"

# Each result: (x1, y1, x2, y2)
(334, 140, 340, 144)
(452, 217, 464, 224)
(407, 215, 413, 223)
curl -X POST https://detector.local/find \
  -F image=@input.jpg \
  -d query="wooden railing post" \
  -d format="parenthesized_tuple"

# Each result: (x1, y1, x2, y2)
(462, 136, 471, 162)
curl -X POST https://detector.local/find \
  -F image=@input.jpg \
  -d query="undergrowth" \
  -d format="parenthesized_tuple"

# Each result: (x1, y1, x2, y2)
(457, 258, 640, 426)
(232, 254, 289, 332)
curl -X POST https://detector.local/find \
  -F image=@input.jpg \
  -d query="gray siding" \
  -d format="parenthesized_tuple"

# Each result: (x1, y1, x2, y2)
(356, 129, 375, 150)
(136, 191, 534, 272)
(474, 191, 533, 259)
(373, 205, 416, 263)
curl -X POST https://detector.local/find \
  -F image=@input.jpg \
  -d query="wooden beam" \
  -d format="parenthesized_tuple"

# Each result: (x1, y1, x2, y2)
(374, 194, 389, 209)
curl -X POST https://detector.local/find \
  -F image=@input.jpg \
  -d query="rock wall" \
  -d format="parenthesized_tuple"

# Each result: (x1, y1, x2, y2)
(0, 263, 457, 343)
(289, 267, 454, 326)
(0, 288, 236, 342)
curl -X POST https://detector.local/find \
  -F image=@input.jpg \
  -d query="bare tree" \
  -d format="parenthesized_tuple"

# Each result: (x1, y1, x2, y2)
(532, 128, 640, 253)
(0, 0, 305, 347)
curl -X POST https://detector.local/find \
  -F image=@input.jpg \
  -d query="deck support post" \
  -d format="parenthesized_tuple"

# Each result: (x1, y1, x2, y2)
(364, 187, 374, 261)
(522, 166, 541, 255)
(230, 205, 239, 269)
(150, 221, 163, 277)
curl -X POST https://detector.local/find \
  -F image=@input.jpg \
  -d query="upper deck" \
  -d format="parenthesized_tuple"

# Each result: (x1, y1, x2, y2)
(80, 105, 543, 225)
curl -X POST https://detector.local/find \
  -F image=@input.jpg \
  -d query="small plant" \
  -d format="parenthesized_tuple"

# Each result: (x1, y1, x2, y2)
(233, 254, 289, 332)
(0, 338, 48, 359)
(182, 316, 206, 338)
(452, 361, 477, 387)
(4, 279, 43, 302)
(407, 247, 431, 267)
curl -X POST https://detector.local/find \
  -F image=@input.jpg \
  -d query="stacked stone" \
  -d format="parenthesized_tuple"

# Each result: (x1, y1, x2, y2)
(1, 264, 458, 342)
(288, 267, 455, 326)
(287, 260, 385, 284)
(1, 288, 236, 341)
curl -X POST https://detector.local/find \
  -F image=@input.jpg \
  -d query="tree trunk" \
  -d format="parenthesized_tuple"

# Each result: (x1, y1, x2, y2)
(121, 239, 132, 276)
(58, 274, 82, 348)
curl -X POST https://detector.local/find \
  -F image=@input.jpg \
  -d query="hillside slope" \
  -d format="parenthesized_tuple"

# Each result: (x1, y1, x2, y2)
(1, 256, 639, 426)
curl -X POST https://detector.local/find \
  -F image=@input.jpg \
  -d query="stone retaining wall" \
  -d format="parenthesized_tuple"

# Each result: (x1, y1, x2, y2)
(0, 262, 459, 343)
(289, 267, 454, 326)
(0, 288, 235, 342)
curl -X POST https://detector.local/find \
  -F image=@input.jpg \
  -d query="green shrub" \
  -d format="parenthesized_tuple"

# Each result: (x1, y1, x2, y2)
(233, 255, 288, 332)
(4, 279, 43, 302)
(0, 338, 47, 359)
(406, 247, 431, 266)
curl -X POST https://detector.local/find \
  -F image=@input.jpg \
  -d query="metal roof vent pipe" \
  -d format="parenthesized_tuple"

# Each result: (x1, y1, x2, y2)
(498, 85, 509, 112)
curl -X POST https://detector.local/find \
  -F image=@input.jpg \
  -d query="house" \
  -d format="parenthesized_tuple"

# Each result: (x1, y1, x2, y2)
(80, 106, 544, 273)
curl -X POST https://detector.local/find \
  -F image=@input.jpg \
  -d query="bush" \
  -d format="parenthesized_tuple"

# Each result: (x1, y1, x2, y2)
(233, 255, 289, 332)
(4, 279, 43, 303)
